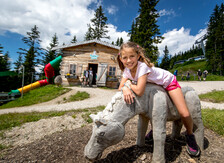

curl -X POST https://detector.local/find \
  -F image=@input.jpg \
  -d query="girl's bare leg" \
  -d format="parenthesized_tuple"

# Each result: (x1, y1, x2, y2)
(168, 87, 193, 135)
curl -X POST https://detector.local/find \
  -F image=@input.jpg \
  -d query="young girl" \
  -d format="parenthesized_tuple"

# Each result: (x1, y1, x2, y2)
(117, 42, 200, 157)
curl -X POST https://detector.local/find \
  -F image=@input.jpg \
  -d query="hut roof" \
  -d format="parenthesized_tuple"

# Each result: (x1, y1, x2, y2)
(52, 40, 120, 51)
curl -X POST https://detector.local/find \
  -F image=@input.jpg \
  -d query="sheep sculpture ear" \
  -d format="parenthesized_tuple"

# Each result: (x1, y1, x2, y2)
(90, 112, 108, 126)
(89, 114, 96, 121)
(95, 118, 107, 126)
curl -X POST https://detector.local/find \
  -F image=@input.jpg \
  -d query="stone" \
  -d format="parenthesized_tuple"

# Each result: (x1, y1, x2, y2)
(84, 83, 204, 163)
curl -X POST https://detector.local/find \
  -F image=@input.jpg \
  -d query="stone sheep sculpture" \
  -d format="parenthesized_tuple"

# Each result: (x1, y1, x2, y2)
(84, 83, 204, 163)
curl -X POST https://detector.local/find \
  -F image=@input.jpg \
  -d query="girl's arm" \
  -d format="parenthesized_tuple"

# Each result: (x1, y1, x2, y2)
(118, 77, 128, 90)
(120, 74, 147, 104)
(119, 77, 135, 104)
(129, 74, 147, 96)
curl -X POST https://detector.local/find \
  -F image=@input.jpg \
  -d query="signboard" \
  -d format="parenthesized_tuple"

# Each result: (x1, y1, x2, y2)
(90, 51, 99, 60)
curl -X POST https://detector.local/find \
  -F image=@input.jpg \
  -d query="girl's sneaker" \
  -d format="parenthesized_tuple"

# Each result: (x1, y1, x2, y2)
(185, 134, 200, 157)
(145, 130, 153, 142)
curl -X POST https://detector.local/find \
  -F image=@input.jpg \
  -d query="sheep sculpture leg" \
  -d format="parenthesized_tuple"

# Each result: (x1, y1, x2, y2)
(151, 91, 168, 163)
(137, 114, 149, 146)
(171, 119, 183, 139)
(184, 89, 204, 150)
(136, 87, 204, 163)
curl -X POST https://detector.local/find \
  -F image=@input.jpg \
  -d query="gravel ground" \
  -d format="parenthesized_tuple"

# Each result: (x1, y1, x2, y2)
(0, 81, 223, 115)
(0, 81, 224, 163)
(179, 81, 224, 94)
(1, 117, 224, 163)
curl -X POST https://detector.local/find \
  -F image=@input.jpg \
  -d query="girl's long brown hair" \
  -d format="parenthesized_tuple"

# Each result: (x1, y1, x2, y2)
(117, 42, 154, 71)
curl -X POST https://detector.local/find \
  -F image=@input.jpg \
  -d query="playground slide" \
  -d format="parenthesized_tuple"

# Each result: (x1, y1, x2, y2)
(9, 55, 62, 95)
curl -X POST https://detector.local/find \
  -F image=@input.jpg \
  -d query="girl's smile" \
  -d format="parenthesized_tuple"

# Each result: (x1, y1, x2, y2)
(120, 48, 139, 71)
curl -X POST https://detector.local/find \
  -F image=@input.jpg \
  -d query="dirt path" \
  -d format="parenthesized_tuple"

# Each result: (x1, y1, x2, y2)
(0, 87, 117, 115)
(0, 81, 224, 115)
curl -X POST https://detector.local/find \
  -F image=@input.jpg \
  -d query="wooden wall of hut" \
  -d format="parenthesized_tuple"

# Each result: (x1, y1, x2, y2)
(59, 43, 121, 88)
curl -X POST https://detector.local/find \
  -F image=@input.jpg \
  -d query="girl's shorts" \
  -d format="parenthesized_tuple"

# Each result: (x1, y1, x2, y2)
(165, 76, 181, 91)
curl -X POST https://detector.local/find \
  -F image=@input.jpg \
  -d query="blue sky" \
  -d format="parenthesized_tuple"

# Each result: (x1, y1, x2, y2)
(0, 0, 223, 70)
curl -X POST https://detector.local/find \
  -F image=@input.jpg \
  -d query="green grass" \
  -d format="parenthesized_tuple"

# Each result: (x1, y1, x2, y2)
(171, 60, 206, 74)
(0, 105, 105, 151)
(66, 91, 90, 102)
(170, 60, 224, 81)
(202, 109, 224, 136)
(0, 144, 8, 150)
(205, 74, 224, 81)
(0, 111, 67, 131)
(0, 106, 105, 132)
(176, 74, 224, 81)
(82, 112, 93, 123)
(99, 86, 115, 90)
(0, 85, 71, 109)
(199, 90, 224, 103)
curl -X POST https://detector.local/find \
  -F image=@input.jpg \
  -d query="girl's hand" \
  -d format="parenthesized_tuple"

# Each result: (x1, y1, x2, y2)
(126, 80, 132, 86)
(122, 86, 135, 104)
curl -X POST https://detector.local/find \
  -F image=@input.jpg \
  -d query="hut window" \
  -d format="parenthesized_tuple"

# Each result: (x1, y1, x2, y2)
(109, 67, 116, 76)
(69, 64, 76, 75)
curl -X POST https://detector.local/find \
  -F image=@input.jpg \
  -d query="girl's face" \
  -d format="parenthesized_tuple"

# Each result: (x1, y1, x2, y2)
(120, 47, 140, 71)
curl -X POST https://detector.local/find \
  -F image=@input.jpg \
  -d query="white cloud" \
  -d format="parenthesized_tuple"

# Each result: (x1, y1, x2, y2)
(158, 9, 176, 23)
(107, 5, 118, 15)
(159, 9, 175, 17)
(102, 24, 129, 42)
(0, 0, 129, 49)
(35, 64, 44, 73)
(157, 27, 207, 57)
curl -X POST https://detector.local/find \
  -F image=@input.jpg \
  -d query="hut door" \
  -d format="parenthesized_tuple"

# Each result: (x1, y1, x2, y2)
(96, 63, 108, 86)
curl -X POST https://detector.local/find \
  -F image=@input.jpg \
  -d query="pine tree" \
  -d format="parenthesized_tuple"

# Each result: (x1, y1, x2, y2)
(0, 44, 4, 70)
(220, 3, 224, 74)
(129, 20, 138, 42)
(206, 3, 224, 75)
(160, 45, 170, 70)
(169, 54, 177, 69)
(42, 33, 60, 76)
(4, 51, 11, 71)
(116, 38, 120, 46)
(120, 37, 124, 46)
(43, 33, 59, 66)
(0, 44, 11, 71)
(115, 37, 124, 46)
(12, 53, 23, 91)
(14, 53, 23, 73)
(129, 21, 135, 42)
(84, 24, 94, 41)
(0, 43, 3, 55)
(0, 51, 11, 71)
(90, 5, 110, 40)
(17, 25, 42, 84)
(71, 35, 77, 43)
(130, 0, 163, 62)
(0, 51, 17, 92)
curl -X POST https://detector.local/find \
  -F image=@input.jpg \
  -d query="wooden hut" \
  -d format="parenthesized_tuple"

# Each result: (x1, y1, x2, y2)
(52, 40, 121, 88)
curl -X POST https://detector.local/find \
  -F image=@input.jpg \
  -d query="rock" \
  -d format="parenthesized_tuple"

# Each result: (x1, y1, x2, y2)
(54, 75, 62, 86)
